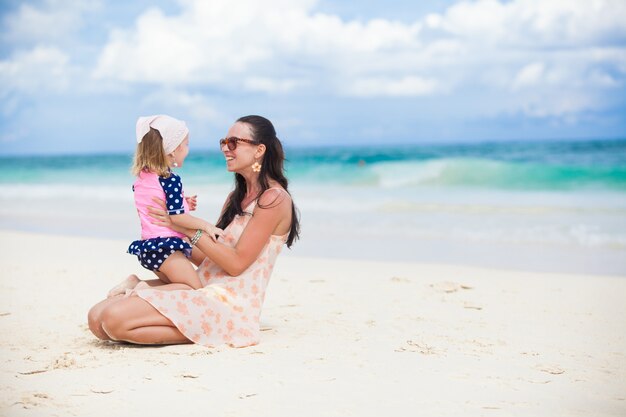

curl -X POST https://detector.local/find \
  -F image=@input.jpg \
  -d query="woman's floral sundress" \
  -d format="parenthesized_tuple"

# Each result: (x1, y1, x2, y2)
(136, 195, 287, 347)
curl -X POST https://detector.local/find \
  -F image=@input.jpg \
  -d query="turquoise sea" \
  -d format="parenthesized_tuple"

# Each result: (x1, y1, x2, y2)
(2, 139, 625, 190)
(1, 138, 625, 275)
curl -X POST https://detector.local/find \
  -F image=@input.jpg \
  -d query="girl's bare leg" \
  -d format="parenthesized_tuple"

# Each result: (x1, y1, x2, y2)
(190, 247, 206, 267)
(153, 270, 171, 283)
(100, 296, 191, 345)
(158, 251, 202, 289)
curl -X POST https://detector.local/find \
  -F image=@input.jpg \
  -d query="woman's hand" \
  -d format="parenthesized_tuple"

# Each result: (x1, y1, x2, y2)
(204, 222, 225, 242)
(148, 197, 189, 235)
(147, 197, 171, 226)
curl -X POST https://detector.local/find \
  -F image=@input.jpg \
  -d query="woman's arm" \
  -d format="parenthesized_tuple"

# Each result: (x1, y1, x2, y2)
(170, 212, 209, 230)
(197, 189, 291, 275)
(153, 213, 222, 243)
(171, 213, 223, 241)
(162, 175, 221, 239)
(149, 190, 291, 276)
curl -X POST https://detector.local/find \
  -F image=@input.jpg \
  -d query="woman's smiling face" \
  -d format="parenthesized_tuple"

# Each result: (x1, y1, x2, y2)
(221, 122, 258, 173)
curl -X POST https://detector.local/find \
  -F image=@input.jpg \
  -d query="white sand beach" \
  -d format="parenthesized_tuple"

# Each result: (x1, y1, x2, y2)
(1, 230, 625, 416)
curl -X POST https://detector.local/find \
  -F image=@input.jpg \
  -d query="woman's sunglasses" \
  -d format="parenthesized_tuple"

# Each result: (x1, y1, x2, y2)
(219, 136, 259, 151)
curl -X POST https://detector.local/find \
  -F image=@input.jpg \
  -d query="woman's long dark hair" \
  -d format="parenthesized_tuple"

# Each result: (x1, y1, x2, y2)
(216, 115, 300, 247)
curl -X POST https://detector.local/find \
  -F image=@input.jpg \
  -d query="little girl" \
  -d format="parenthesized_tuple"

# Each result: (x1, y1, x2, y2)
(111, 114, 221, 296)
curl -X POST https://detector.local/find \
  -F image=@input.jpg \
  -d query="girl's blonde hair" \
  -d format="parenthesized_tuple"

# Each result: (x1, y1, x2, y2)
(131, 128, 171, 177)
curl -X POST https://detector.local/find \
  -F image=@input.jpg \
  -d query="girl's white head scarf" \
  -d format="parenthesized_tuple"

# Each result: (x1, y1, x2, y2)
(136, 115, 189, 154)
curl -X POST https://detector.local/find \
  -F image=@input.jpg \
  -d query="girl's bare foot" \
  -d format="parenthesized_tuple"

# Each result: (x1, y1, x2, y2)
(123, 281, 150, 298)
(107, 274, 140, 298)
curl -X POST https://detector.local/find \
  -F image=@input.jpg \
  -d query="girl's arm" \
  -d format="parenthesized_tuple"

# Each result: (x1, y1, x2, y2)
(149, 190, 291, 276)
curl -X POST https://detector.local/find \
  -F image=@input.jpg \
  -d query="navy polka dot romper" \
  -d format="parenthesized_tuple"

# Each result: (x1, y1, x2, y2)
(127, 173, 192, 271)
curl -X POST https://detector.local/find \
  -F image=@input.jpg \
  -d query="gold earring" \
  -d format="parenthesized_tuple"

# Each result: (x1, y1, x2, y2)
(251, 161, 261, 172)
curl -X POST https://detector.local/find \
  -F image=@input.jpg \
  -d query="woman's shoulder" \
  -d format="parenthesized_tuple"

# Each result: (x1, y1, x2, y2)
(258, 186, 291, 206)
(259, 185, 291, 201)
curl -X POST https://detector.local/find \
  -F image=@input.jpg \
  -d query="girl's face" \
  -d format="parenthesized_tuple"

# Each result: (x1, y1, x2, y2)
(171, 136, 189, 168)
(221, 122, 259, 173)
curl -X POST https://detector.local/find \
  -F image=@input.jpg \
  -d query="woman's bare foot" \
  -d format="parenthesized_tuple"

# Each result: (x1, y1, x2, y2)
(107, 274, 140, 298)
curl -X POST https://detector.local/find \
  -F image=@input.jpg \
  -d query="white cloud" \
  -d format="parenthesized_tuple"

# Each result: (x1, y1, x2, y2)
(2, 0, 100, 44)
(89, 0, 626, 114)
(1, 0, 624, 124)
(93, 2, 293, 85)
(0, 0, 107, 103)
(519, 93, 596, 119)
(511, 62, 545, 90)
(345, 76, 439, 97)
(141, 89, 229, 127)
(92, 0, 425, 94)
(588, 70, 622, 88)
(0, 46, 72, 97)
(95, 8, 217, 85)
(138, 88, 232, 147)
(430, 0, 626, 116)
(437, 0, 626, 48)
(243, 77, 302, 94)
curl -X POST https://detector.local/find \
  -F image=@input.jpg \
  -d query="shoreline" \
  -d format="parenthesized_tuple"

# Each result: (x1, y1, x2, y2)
(1, 224, 624, 277)
(1, 230, 625, 416)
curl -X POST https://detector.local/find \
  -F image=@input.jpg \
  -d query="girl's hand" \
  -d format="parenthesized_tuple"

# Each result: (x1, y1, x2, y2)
(185, 195, 198, 211)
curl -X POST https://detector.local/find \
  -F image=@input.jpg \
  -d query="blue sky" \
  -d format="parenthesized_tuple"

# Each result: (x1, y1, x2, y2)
(1, 0, 625, 155)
